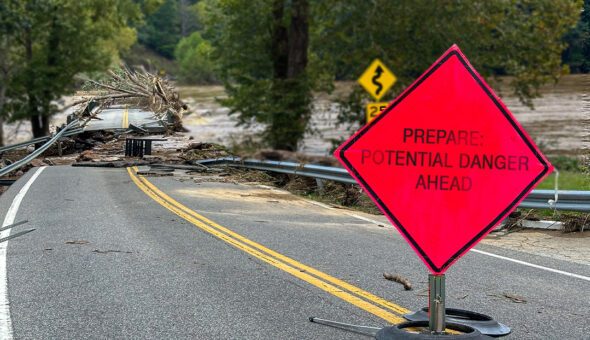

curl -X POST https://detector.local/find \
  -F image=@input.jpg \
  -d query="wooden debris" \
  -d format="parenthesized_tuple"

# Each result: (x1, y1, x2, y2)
(136, 171, 174, 177)
(502, 292, 527, 303)
(487, 292, 528, 303)
(383, 272, 413, 290)
(92, 249, 132, 254)
(72, 65, 187, 133)
(65, 241, 89, 245)
(453, 294, 469, 300)
(129, 124, 148, 134)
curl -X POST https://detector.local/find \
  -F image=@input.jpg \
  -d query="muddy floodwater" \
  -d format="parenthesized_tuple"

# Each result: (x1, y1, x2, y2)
(179, 74, 589, 157)
(4, 75, 587, 158)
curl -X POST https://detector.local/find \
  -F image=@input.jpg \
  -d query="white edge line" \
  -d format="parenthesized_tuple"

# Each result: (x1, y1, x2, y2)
(307, 200, 390, 226)
(304, 199, 334, 210)
(0, 166, 47, 339)
(471, 248, 590, 282)
(310, 201, 590, 283)
(344, 213, 387, 226)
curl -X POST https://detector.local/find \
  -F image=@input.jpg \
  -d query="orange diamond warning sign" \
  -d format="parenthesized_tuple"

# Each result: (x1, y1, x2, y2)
(336, 45, 553, 274)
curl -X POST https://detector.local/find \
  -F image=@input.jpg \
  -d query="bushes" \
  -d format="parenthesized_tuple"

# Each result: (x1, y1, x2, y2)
(175, 32, 217, 84)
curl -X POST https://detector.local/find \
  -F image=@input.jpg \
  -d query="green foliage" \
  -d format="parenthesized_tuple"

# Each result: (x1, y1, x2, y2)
(175, 31, 217, 83)
(201, 0, 582, 151)
(535, 171, 590, 190)
(122, 43, 178, 75)
(1, 0, 158, 137)
(137, 0, 203, 59)
(562, 1, 590, 73)
(549, 155, 583, 172)
(137, 0, 181, 58)
(0, 0, 25, 137)
(204, 0, 315, 151)
(313, 0, 582, 127)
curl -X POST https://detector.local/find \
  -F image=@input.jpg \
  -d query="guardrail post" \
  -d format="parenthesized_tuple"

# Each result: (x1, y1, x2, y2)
(316, 178, 324, 194)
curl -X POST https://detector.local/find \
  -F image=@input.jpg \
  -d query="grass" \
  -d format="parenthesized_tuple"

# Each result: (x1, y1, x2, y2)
(524, 170, 589, 223)
(534, 170, 589, 191)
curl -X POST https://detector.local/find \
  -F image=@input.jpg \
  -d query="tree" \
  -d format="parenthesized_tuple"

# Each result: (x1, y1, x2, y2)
(175, 31, 217, 83)
(0, 0, 26, 146)
(203, 0, 582, 151)
(3, 0, 161, 138)
(178, 0, 199, 37)
(562, 1, 589, 73)
(138, 0, 181, 58)
(138, 0, 205, 59)
(205, 0, 315, 151)
(314, 0, 583, 127)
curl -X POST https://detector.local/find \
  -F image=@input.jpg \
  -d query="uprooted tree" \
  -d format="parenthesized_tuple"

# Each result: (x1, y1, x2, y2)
(72, 66, 186, 132)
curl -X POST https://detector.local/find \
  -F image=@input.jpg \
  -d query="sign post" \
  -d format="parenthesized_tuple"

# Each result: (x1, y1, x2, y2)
(429, 274, 446, 334)
(335, 45, 553, 337)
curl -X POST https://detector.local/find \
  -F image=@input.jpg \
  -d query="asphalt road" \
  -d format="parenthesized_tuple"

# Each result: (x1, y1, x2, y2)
(85, 107, 160, 131)
(0, 166, 588, 339)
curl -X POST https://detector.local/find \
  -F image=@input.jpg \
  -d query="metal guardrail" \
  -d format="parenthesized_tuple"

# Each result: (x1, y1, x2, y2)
(199, 158, 357, 184)
(519, 190, 590, 212)
(0, 126, 84, 153)
(0, 119, 80, 177)
(197, 157, 590, 212)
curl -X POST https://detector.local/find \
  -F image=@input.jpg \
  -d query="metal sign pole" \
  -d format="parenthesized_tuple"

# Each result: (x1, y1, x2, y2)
(428, 274, 446, 334)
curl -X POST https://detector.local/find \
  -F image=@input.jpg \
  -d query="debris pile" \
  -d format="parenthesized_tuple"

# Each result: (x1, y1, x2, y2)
(76, 135, 129, 163)
(180, 142, 231, 162)
(71, 66, 187, 133)
(69, 136, 236, 170)
(562, 214, 589, 233)
(40, 131, 119, 157)
(0, 64, 191, 179)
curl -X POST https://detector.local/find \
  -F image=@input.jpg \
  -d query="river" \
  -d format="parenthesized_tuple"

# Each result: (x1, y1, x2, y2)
(4, 74, 586, 158)
(178, 74, 589, 158)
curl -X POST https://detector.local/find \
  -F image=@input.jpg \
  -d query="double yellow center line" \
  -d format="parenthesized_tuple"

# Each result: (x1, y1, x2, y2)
(122, 105, 129, 129)
(127, 167, 411, 324)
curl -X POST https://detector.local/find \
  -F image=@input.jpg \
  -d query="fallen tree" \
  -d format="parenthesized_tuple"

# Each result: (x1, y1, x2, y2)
(71, 66, 187, 132)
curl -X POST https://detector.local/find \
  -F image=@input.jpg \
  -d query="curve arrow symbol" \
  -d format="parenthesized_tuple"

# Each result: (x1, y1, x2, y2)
(372, 65, 384, 96)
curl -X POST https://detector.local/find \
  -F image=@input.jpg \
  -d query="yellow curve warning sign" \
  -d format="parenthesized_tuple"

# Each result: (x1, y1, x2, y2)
(358, 59, 396, 101)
